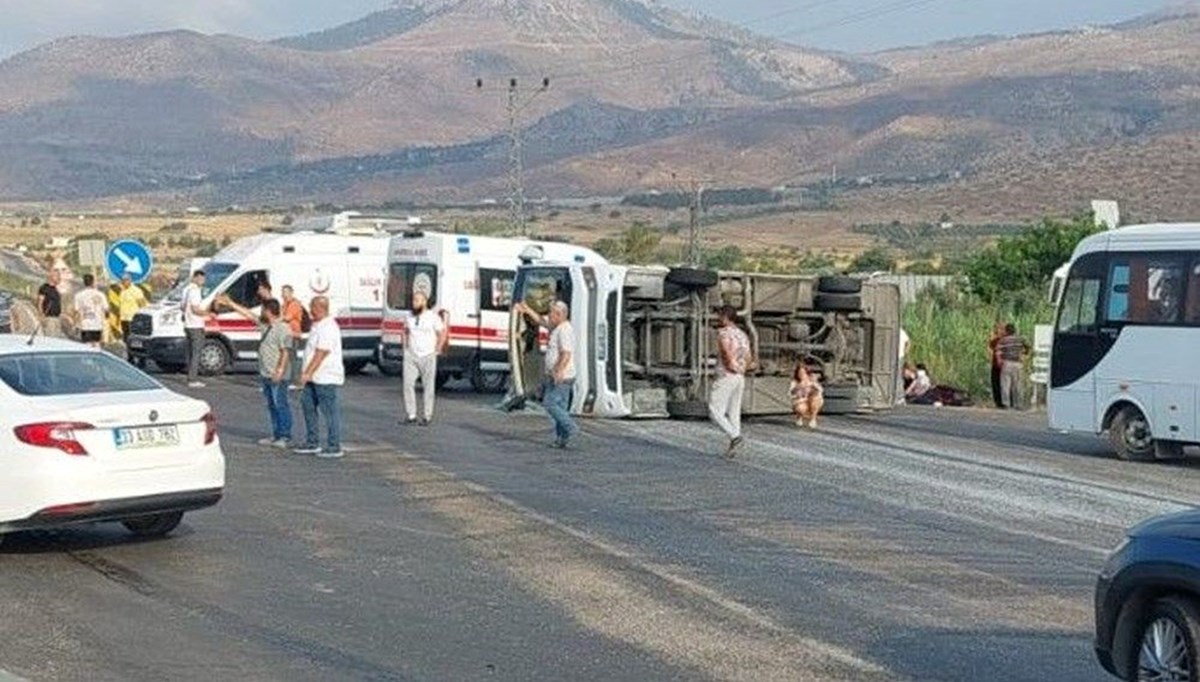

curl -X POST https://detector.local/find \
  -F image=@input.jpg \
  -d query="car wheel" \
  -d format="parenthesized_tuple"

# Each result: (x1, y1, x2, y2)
(665, 267, 719, 290)
(667, 400, 711, 420)
(343, 359, 369, 375)
(471, 366, 508, 394)
(1130, 596, 1199, 682)
(1110, 406, 1156, 462)
(199, 339, 230, 376)
(817, 275, 862, 295)
(121, 511, 185, 538)
(814, 293, 862, 313)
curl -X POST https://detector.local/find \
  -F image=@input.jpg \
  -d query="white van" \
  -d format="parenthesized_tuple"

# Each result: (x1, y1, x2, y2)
(381, 231, 604, 391)
(129, 216, 399, 375)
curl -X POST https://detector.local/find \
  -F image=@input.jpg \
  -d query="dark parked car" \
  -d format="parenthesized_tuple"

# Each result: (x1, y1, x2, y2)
(1096, 509, 1200, 681)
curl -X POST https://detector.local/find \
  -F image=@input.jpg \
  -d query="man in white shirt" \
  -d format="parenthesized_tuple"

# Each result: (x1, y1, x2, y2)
(73, 274, 108, 348)
(181, 270, 210, 388)
(294, 296, 345, 459)
(402, 291, 448, 426)
(514, 299, 577, 449)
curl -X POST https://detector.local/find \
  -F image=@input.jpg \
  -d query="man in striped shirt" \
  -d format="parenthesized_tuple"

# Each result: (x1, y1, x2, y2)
(996, 323, 1031, 410)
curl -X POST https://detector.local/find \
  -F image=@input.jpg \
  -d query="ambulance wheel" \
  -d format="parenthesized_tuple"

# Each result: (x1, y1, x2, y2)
(343, 359, 369, 375)
(198, 339, 231, 376)
(471, 367, 508, 394)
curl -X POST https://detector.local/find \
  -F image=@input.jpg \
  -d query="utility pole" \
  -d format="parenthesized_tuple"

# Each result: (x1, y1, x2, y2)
(477, 76, 550, 237)
(673, 172, 714, 267)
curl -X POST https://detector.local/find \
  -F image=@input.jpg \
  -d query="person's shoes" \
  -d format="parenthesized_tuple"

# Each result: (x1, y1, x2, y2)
(807, 420, 818, 430)
(187, 381, 206, 388)
(795, 418, 805, 428)
(402, 417, 417, 425)
(317, 450, 344, 459)
(419, 418, 431, 427)
(271, 439, 291, 449)
(257, 437, 275, 446)
(292, 445, 321, 455)
(551, 439, 567, 449)
(724, 437, 743, 459)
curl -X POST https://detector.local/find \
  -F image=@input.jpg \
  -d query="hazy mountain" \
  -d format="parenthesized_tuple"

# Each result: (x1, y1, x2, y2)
(0, 0, 1195, 223)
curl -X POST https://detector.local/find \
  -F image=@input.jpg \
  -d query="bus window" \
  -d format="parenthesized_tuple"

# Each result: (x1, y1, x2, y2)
(1057, 276, 1101, 335)
(1186, 261, 1200, 323)
(1107, 257, 1183, 324)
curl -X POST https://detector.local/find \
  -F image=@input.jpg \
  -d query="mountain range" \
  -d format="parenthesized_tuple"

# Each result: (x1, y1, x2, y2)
(0, 0, 1197, 222)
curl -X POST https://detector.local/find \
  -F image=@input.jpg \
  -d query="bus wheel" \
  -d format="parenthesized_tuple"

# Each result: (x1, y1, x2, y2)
(1110, 406, 1155, 462)
(471, 367, 508, 394)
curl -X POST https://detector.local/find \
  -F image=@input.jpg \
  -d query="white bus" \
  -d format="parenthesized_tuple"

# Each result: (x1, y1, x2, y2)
(1049, 223, 1200, 461)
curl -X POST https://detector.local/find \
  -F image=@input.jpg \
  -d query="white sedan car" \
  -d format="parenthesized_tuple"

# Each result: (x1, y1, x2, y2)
(0, 335, 225, 545)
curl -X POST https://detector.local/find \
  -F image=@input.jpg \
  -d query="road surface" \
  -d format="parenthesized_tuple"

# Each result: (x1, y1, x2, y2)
(2, 372, 1194, 681)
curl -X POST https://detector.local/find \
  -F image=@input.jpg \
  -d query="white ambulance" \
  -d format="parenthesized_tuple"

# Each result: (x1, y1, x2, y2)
(380, 231, 604, 391)
(129, 214, 402, 375)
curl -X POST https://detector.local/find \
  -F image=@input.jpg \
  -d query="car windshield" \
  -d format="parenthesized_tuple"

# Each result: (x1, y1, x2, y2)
(0, 351, 161, 396)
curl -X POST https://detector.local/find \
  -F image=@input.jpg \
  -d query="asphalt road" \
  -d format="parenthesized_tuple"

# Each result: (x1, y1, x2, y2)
(2, 371, 1197, 681)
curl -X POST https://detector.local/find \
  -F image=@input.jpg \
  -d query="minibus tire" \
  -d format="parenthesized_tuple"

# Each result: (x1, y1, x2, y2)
(1109, 406, 1156, 462)
(817, 276, 862, 294)
(666, 267, 719, 290)
(814, 293, 861, 312)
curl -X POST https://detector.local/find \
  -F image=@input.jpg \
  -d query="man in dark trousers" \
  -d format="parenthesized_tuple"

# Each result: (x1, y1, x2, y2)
(36, 269, 63, 336)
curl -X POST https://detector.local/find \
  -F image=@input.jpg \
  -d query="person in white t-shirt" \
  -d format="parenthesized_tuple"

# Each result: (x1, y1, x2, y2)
(294, 296, 345, 459)
(402, 291, 448, 426)
(73, 274, 108, 348)
(514, 299, 577, 449)
(181, 270, 211, 388)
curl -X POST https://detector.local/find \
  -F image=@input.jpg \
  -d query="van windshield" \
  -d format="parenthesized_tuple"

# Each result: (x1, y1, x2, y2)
(201, 262, 239, 298)
(513, 267, 572, 316)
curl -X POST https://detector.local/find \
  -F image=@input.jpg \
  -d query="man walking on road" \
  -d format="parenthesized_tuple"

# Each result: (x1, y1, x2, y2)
(997, 323, 1031, 411)
(218, 295, 293, 449)
(402, 291, 448, 426)
(710, 305, 752, 458)
(118, 274, 148, 342)
(294, 296, 345, 459)
(73, 274, 107, 348)
(515, 300, 577, 449)
(182, 270, 210, 388)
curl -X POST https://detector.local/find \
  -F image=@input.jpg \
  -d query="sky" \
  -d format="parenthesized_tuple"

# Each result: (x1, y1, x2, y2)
(0, 0, 1176, 58)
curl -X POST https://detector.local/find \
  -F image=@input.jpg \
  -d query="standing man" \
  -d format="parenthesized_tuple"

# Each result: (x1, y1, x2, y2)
(37, 269, 63, 337)
(218, 295, 293, 448)
(402, 291, 448, 426)
(710, 305, 752, 458)
(997, 323, 1031, 411)
(987, 321, 1006, 409)
(280, 285, 306, 388)
(118, 274, 148, 341)
(73, 274, 107, 348)
(182, 270, 210, 389)
(294, 296, 345, 459)
(514, 300, 577, 449)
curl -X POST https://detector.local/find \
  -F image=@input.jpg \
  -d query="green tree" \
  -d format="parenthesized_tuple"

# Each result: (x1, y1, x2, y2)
(703, 245, 743, 271)
(850, 246, 896, 273)
(964, 215, 1100, 307)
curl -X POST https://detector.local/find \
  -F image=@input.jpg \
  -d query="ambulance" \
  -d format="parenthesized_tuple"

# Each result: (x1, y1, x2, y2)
(128, 214, 403, 375)
(380, 231, 604, 391)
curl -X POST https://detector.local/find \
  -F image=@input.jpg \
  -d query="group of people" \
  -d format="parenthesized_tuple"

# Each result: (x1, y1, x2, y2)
(35, 268, 152, 348)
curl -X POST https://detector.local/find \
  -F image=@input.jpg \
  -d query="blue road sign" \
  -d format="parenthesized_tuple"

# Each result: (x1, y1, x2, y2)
(105, 239, 154, 284)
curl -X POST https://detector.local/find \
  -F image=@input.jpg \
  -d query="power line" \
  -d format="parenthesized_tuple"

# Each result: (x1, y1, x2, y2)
(476, 76, 551, 237)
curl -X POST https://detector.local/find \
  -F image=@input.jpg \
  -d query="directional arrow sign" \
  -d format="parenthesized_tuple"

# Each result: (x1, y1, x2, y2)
(105, 239, 154, 285)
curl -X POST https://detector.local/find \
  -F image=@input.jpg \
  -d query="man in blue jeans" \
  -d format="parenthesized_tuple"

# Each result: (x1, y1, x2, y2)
(218, 295, 293, 448)
(515, 299, 577, 449)
(293, 296, 345, 459)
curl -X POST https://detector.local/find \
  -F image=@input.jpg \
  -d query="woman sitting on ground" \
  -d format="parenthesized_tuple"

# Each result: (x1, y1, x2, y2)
(790, 363, 825, 429)
(905, 363, 937, 405)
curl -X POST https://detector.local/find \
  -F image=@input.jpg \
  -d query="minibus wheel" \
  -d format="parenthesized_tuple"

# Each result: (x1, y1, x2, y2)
(1109, 406, 1156, 462)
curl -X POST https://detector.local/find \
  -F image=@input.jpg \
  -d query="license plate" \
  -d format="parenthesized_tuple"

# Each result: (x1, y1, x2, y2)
(114, 425, 180, 450)
(128, 338, 144, 349)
